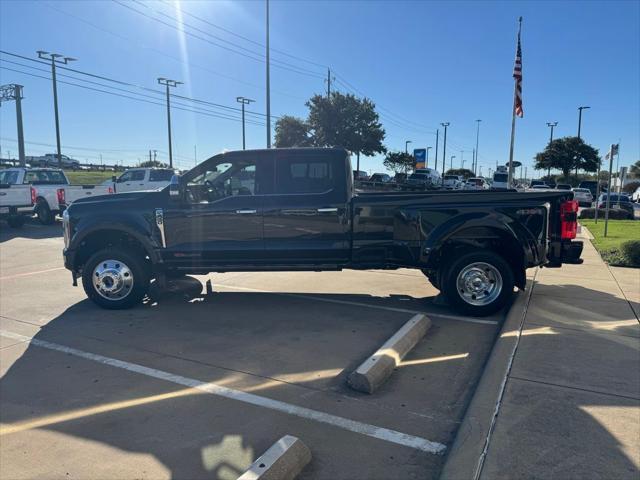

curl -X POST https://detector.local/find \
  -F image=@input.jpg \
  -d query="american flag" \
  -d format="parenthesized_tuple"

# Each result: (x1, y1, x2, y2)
(513, 25, 523, 118)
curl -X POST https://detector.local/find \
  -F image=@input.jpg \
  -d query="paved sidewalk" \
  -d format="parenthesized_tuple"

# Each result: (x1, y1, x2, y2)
(478, 233, 640, 479)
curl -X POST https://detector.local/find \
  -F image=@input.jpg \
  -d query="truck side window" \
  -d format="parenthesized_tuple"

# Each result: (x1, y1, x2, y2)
(185, 159, 256, 204)
(149, 169, 174, 182)
(117, 171, 133, 183)
(276, 159, 333, 194)
(130, 170, 146, 181)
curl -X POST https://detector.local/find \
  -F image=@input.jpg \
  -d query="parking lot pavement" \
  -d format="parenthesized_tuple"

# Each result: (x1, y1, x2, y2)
(0, 222, 507, 479)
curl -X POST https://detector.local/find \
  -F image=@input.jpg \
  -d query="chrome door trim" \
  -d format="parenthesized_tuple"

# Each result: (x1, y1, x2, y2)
(155, 208, 166, 248)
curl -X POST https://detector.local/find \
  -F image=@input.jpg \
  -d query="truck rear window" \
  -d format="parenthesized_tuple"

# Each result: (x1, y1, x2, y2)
(493, 174, 508, 182)
(149, 169, 174, 182)
(276, 159, 333, 194)
(24, 170, 67, 184)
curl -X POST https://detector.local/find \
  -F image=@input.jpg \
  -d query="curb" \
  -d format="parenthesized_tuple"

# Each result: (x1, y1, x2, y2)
(348, 313, 431, 394)
(238, 435, 311, 480)
(439, 281, 534, 480)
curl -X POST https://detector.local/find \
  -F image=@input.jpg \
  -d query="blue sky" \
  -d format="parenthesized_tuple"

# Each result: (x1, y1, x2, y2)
(1, 0, 638, 176)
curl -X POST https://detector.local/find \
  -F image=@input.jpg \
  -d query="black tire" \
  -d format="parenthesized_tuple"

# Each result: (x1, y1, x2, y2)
(7, 216, 25, 228)
(35, 200, 54, 225)
(441, 250, 515, 317)
(82, 248, 150, 309)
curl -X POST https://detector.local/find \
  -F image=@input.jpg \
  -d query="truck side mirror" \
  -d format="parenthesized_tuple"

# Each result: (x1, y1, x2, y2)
(169, 174, 182, 201)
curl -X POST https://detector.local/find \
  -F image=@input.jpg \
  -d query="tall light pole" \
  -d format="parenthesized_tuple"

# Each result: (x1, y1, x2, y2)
(577, 106, 590, 140)
(0, 84, 26, 166)
(405, 140, 412, 154)
(450, 155, 456, 171)
(440, 122, 450, 179)
(426, 146, 432, 167)
(236, 96, 255, 150)
(474, 119, 481, 175)
(157, 77, 182, 168)
(460, 150, 465, 168)
(546, 121, 558, 179)
(265, 0, 271, 148)
(37, 51, 76, 168)
(434, 129, 439, 172)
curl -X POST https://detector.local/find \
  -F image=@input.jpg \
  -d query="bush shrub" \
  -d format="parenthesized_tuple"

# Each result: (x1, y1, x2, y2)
(620, 240, 640, 266)
(578, 208, 632, 220)
(623, 181, 639, 194)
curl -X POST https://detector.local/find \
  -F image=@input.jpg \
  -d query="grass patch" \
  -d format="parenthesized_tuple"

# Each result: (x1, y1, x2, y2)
(65, 170, 115, 185)
(580, 219, 640, 267)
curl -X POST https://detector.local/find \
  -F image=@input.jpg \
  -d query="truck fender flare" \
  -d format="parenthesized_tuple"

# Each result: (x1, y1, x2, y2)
(70, 220, 161, 264)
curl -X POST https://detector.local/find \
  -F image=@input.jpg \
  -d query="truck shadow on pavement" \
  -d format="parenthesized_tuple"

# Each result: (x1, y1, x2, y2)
(0, 281, 638, 479)
(0, 219, 62, 242)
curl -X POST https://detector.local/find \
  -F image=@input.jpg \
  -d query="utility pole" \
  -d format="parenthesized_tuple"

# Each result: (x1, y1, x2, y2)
(266, 0, 271, 148)
(405, 140, 412, 154)
(546, 121, 558, 179)
(157, 77, 182, 168)
(472, 148, 475, 173)
(326, 67, 334, 98)
(0, 84, 26, 166)
(426, 146, 432, 167)
(236, 96, 255, 150)
(37, 51, 76, 168)
(149, 150, 152, 163)
(460, 150, 464, 168)
(434, 129, 439, 172)
(474, 119, 481, 175)
(462, 158, 466, 170)
(440, 122, 450, 180)
(450, 155, 455, 171)
(153, 150, 157, 162)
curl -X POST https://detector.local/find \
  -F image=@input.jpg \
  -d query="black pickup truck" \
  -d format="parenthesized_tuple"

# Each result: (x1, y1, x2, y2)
(62, 148, 582, 316)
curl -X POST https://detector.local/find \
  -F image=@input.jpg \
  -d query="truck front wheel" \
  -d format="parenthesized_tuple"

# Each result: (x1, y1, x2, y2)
(82, 248, 150, 309)
(441, 250, 515, 317)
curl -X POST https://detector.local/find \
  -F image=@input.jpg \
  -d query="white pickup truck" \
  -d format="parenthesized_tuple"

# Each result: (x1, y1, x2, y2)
(107, 167, 176, 193)
(0, 181, 34, 228)
(0, 168, 112, 224)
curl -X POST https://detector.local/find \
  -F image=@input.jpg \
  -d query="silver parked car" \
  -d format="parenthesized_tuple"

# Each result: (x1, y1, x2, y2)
(571, 187, 593, 207)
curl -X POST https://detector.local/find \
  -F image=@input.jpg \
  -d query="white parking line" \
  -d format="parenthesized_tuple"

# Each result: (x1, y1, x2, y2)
(0, 329, 446, 455)
(0, 267, 65, 281)
(214, 284, 499, 325)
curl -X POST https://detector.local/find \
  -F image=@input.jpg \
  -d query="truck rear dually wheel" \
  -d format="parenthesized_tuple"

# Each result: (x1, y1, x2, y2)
(82, 248, 150, 309)
(441, 250, 515, 317)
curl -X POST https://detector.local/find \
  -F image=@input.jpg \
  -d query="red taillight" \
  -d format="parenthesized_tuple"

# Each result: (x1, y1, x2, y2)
(57, 188, 65, 205)
(560, 200, 578, 239)
(30, 186, 37, 205)
(108, 186, 114, 194)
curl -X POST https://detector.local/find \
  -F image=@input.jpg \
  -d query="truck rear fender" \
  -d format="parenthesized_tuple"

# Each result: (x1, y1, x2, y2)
(421, 212, 533, 289)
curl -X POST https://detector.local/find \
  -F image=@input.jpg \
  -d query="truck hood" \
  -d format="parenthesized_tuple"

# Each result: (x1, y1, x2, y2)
(70, 190, 156, 206)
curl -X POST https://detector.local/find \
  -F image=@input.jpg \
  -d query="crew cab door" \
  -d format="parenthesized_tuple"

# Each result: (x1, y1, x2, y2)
(262, 151, 350, 264)
(162, 153, 270, 264)
(115, 169, 146, 192)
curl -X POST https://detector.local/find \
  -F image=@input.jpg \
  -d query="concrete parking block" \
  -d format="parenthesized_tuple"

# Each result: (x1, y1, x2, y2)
(348, 314, 431, 394)
(238, 435, 311, 480)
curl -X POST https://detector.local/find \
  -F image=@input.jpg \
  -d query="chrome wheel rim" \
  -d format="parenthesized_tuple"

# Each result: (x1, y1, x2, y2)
(92, 259, 134, 301)
(456, 262, 503, 306)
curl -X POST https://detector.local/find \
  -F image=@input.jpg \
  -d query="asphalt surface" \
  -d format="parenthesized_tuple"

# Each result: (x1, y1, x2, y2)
(0, 219, 508, 479)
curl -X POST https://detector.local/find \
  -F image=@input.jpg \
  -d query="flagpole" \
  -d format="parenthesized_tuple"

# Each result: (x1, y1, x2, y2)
(507, 17, 522, 187)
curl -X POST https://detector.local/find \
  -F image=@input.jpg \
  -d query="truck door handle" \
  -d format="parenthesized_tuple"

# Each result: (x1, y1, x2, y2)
(236, 209, 257, 214)
(317, 208, 338, 213)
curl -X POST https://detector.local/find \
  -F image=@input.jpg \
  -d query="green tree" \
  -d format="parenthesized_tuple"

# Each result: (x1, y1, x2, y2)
(274, 115, 312, 147)
(383, 151, 415, 173)
(629, 160, 640, 178)
(445, 168, 475, 179)
(139, 160, 170, 168)
(306, 92, 386, 170)
(534, 137, 600, 181)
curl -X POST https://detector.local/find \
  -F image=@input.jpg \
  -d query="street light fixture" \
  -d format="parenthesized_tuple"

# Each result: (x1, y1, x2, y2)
(405, 140, 412, 154)
(546, 122, 558, 179)
(236, 96, 256, 150)
(157, 77, 183, 168)
(426, 146, 432, 166)
(37, 51, 76, 168)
